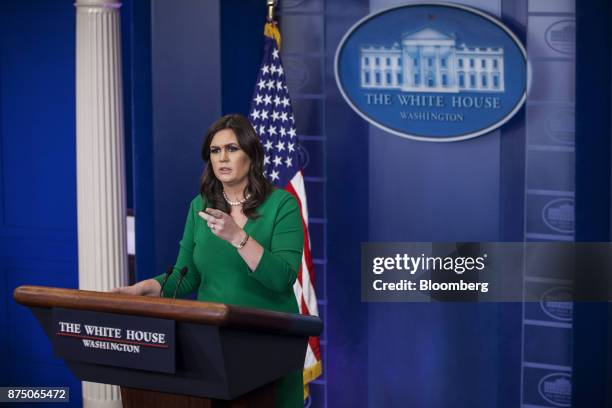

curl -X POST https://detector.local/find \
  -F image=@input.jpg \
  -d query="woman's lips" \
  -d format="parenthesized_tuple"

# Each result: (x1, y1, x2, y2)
(218, 168, 232, 174)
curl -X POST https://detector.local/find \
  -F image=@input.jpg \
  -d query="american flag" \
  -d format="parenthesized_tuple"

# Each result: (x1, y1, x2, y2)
(248, 23, 322, 397)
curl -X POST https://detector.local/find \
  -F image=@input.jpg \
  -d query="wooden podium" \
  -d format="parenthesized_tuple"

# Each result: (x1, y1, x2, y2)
(13, 285, 323, 407)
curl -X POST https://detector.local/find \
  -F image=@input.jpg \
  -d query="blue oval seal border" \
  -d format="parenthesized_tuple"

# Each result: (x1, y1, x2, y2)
(334, 3, 528, 142)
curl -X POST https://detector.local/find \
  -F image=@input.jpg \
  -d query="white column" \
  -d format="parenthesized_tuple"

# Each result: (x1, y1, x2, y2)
(434, 46, 441, 89)
(402, 47, 409, 90)
(75, 0, 126, 407)
(419, 47, 424, 89)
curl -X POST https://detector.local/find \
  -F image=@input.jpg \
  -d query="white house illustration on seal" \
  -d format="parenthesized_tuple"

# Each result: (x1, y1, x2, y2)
(360, 27, 505, 93)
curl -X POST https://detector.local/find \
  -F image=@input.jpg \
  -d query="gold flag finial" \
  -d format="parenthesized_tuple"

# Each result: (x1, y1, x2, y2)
(266, 0, 276, 23)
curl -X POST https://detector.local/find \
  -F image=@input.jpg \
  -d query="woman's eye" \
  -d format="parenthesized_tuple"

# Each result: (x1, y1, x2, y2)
(227, 146, 239, 152)
(210, 148, 220, 154)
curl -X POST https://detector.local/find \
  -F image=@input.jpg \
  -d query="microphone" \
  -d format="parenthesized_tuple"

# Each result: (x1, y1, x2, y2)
(172, 267, 189, 299)
(159, 266, 174, 298)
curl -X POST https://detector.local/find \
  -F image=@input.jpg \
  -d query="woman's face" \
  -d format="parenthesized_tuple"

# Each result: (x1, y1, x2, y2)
(209, 129, 251, 189)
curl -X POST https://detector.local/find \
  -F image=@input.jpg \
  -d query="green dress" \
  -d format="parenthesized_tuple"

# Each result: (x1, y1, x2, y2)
(154, 188, 304, 407)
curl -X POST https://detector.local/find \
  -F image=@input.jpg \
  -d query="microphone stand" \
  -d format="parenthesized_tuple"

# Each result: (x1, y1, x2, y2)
(159, 266, 173, 298)
(172, 267, 189, 299)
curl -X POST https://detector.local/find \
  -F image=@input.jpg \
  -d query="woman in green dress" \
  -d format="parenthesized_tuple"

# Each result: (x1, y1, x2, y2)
(113, 113, 304, 407)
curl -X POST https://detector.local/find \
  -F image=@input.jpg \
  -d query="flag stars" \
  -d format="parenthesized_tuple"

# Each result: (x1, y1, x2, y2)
(249, 38, 306, 186)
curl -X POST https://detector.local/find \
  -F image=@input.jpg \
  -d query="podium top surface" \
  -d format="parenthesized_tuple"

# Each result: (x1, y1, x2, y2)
(14, 285, 322, 337)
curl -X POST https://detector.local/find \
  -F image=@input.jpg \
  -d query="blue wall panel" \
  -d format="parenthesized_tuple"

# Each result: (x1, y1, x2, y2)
(6, 263, 76, 363)
(0, 0, 76, 232)
(325, 3, 371, 406)
(0, 0, 79, 404)
(221, 0, 264, 116)
(130, 0, 155, 282)
(572, 0, 612, 406)
(368, 131, 501, 241)
(0, 262, 6, 387)
(148, 0, 222, 279)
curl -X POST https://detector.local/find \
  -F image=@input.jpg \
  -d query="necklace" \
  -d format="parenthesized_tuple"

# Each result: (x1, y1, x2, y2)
(223, 190, 250, 206)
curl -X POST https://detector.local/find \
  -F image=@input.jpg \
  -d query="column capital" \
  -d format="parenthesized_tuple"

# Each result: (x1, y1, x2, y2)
(75, 0, 121, 9)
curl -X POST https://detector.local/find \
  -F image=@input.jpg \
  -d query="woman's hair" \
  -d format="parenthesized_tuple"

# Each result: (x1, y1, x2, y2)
(199, 113, 273, 219)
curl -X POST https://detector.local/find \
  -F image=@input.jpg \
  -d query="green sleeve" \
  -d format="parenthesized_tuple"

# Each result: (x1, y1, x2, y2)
(153, 198, 201, 298)
(250, 194, 304, 292)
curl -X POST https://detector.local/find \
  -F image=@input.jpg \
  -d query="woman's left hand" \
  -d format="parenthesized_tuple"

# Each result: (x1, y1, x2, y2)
(198, 208, 245, 246)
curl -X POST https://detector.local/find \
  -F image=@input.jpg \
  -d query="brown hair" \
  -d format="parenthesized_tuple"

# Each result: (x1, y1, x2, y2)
(199, 114, 273, 218)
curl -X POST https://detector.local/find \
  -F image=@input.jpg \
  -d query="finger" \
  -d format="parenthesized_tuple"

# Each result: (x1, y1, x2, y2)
(205, 208, 224, 219)
(198, 211, 212, 222)
(207, 221, 221, 233)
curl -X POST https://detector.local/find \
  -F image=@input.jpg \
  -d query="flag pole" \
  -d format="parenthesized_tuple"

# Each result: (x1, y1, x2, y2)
(251, 9, 323, 398)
